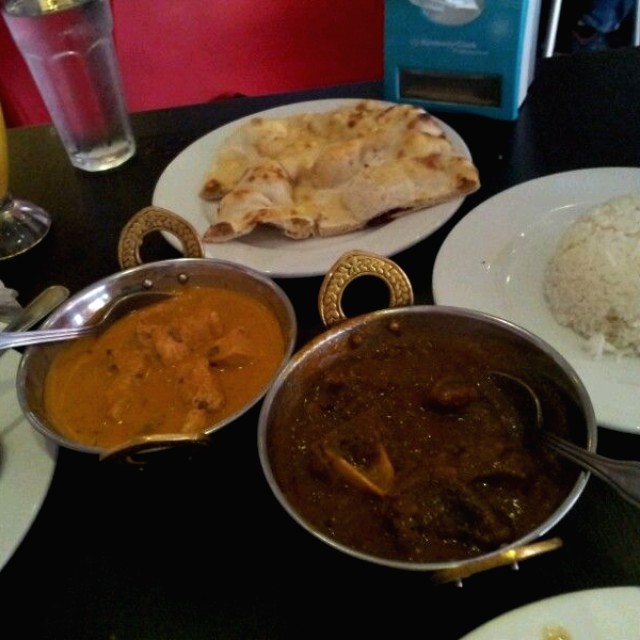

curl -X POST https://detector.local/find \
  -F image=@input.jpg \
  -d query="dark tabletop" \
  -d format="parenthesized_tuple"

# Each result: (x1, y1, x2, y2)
(1, 47, 640, 640)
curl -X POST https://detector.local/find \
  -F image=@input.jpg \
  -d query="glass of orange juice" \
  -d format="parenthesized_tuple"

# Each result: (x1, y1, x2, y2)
(0, 102, 51, 259)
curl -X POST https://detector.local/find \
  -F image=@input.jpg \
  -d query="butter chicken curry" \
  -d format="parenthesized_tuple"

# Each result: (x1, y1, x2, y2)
(45, 287, 286, 449)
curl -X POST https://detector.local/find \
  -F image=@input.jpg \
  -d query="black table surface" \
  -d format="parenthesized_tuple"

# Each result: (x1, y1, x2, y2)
(1, 47, 640, 639)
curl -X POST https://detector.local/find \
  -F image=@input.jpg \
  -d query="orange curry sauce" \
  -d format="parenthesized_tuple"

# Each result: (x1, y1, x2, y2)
(45, 287, 285, 449)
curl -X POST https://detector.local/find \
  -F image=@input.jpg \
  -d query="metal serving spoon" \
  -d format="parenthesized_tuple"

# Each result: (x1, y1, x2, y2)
(491, 370, 640, 510)
(0, 285, 69, 359)
(0, 289, 172, 351)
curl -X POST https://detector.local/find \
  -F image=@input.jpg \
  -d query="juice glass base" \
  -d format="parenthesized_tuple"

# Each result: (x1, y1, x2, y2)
(0, 195, 52, 260)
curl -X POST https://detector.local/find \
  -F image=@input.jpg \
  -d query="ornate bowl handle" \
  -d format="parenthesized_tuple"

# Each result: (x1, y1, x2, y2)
(431, 538, 564, 586)
(318, 251, 414, 328)
(118, 206, 205, 269)
(99, 433, 210, 465)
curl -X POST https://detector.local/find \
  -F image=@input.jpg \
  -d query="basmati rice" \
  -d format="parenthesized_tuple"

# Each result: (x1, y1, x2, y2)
(544, 193, 640, 359)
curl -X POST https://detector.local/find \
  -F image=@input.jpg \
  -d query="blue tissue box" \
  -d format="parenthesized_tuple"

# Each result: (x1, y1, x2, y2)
(384, 0, 542, 120)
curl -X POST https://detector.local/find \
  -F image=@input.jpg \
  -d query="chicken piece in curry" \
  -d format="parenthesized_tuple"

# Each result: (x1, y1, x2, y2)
(44, 286, 286, 449)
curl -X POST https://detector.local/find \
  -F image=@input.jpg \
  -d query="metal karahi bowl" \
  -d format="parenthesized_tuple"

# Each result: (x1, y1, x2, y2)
(257, 252, 596, 582)
(17, 257, 297, 461)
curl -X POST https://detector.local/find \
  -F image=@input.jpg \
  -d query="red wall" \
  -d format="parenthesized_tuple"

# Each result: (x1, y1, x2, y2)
(0, 16, 50, 126)
(1, 0, 384, 127)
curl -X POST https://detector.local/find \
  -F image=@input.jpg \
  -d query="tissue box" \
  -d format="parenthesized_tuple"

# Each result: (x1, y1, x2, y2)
(384, 0, 542, 120)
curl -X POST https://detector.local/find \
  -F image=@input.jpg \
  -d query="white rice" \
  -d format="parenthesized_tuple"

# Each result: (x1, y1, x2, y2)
(544, 193, 640, 359)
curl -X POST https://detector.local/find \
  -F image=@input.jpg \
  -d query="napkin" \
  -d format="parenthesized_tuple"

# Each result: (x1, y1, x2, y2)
(0, 280, 21, 322)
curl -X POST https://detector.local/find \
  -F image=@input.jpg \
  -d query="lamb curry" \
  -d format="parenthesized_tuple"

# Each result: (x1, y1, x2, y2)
(44, 286, 286, 450)
(265, 315, 582, 564)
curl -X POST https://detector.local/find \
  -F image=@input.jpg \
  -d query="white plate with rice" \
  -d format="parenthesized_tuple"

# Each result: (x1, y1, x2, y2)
(433, 167, 640, 434)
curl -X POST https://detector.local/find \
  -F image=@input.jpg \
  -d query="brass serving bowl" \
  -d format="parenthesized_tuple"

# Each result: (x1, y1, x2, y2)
(257, 252, 596, 582)
(16, 208, 297, 461)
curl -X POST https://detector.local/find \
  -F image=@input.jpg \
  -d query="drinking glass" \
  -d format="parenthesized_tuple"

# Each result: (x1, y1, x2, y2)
(0, 102, 52, 260)
(2, 0, 136, 172)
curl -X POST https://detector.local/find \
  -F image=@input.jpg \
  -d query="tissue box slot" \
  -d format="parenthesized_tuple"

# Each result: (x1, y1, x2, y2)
(399, 69, 501, 107)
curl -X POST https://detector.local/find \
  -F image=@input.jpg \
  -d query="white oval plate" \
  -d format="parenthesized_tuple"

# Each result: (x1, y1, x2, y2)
(0, 345, 57, 572)
(433, 167, 640, 434)
(152, 98, 473, 278)
(460, 587, 640, 639)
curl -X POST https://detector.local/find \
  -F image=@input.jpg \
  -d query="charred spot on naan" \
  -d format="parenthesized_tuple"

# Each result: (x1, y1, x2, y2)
(365, 207, 410, 227)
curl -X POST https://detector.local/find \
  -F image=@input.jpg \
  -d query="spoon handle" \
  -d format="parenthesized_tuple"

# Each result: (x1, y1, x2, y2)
(0, 324, 96, 350)
(3, 285, 70, 332)
(543, 431, 640, 509)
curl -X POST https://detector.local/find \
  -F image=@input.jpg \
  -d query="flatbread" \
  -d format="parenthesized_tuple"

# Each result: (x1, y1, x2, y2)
(199, 100, 480, 242)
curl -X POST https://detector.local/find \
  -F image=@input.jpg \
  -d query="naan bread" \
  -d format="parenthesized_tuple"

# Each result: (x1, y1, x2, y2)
(199, 100, 480, 242)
